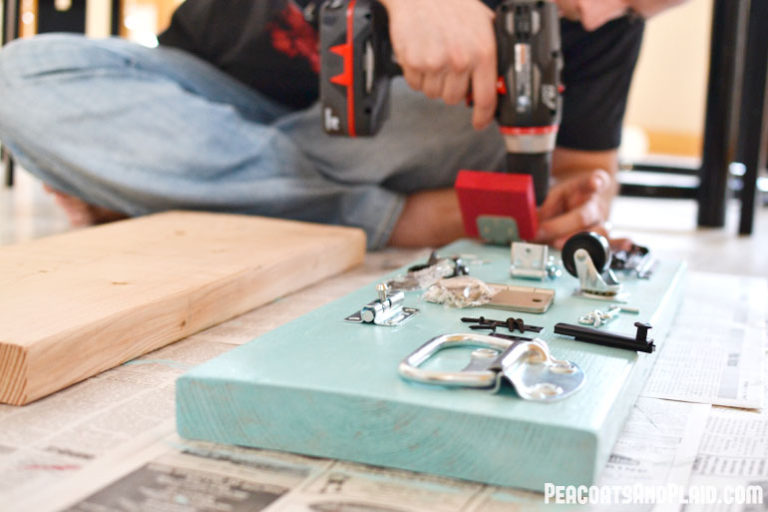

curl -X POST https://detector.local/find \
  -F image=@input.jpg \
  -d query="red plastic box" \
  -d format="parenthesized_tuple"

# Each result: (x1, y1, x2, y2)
(454, 170, 538, 241)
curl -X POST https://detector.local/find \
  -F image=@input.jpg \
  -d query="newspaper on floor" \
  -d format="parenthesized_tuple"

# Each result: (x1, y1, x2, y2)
(642, 273, 767, 409)
(45, 436, 552, 512)
(590, 397, 711, 512)
(57, 439, 334, 512)
(0, 336, 235, 509)
(15, 435, 330, 512)
(37, 435, 491, 512)
(683, 402, 768, 512)
(269, 460, 486, 512)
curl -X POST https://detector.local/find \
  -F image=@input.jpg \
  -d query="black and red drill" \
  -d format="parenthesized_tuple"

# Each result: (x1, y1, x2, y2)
(319, 0, 562, 242)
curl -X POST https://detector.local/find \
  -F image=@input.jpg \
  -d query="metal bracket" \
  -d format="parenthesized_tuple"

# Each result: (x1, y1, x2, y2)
(398, 333, 585, 401)
(573, 248, 623, 300)
(345, 283, 418, 327)
(487, 283, 555, 313)
(510, 242, 560, 280)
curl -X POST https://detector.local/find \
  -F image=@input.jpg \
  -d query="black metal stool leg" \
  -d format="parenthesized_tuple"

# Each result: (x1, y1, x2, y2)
(697, 0, 748, 228)
(737, 0, 768, 235)
(3, 0, 20, 188)
(2, 147, 14, 188)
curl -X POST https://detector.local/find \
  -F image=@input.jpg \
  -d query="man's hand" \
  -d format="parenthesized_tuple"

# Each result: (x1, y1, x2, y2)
(379, 0, 497, 130)
(534, 169, 614, 249)
(535, 147, 620, 248)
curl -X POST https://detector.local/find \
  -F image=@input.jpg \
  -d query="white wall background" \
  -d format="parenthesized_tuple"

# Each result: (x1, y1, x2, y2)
(625, 0, 713, 136)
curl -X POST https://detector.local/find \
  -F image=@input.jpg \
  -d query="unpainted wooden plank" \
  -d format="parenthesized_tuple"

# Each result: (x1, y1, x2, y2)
(0, 211, 366, 405)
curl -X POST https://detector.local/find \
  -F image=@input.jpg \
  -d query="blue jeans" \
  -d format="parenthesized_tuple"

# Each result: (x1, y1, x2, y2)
(0, 34, 505, 249)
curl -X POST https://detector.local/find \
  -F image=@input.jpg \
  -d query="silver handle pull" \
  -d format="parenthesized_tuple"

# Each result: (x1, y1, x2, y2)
(398, 333, 585, 402)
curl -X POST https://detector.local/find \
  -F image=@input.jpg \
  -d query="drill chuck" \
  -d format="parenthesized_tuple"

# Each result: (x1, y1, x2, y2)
(505, 152, 551, 206)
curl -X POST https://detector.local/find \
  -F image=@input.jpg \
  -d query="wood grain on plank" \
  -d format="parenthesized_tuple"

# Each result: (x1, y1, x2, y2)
(0, 211, 366, 405)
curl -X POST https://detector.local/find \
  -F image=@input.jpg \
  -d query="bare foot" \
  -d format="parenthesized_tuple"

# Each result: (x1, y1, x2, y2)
(43, 185, 127, 227)
(388, 188, 466, 247)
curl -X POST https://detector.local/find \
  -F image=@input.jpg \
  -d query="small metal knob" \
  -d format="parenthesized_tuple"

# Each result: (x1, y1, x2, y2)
(634, 322, 652, 342)
(376, 283, 389, 302)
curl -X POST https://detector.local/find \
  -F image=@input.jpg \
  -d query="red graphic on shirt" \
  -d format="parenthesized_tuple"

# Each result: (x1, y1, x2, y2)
(269, 3, 320, 73)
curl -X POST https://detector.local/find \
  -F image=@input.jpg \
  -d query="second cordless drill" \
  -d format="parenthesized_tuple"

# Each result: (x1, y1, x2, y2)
(319, 0, 562, 205)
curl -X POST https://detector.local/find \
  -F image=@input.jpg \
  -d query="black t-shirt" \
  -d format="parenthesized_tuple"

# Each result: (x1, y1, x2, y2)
(158, 0, 644, 151)
(158, 0, 320, 111)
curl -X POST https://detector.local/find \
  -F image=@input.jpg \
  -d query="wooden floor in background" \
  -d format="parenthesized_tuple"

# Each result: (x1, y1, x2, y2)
(1, 168, 767, 277)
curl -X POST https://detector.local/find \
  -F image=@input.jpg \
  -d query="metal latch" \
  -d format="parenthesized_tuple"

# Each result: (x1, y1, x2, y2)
(611, 243, 656, 279)
(345, 283, 418, 326)
(398, 333, 585, 401)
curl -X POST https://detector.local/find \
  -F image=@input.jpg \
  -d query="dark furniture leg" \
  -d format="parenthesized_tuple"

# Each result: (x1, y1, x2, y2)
(736, 0, 768, 235)
(697, 0, 748, 227)
(2, 0, 20, 188)
(2, 147, 14, 187)
(111, 0, 121, 35)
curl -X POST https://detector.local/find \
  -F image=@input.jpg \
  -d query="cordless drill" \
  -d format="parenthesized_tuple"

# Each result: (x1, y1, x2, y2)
(319, 0, 562, 217)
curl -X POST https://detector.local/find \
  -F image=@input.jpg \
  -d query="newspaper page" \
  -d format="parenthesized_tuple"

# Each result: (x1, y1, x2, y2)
(684, 404, 768, 512)
(589, 397, 711, 512)
(270, 461, 486, 512)
(54, 438, 333, 512)
(0, 336, 235, 509)
(37, 436, 489, 512)
(642, 273, 767, 409)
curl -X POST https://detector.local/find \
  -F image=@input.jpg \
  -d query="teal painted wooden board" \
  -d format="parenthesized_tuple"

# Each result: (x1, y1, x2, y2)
(176, 240, 686, 490)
